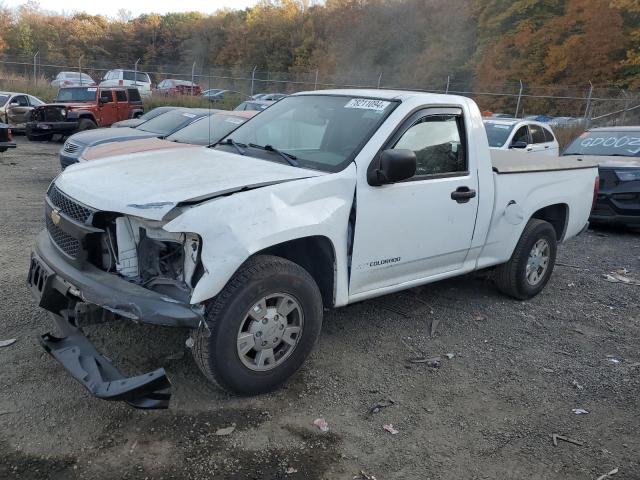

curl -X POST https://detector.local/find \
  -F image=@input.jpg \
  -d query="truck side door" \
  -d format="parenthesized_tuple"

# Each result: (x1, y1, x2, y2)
(114, 90, 129, 121)
(349, 108, 479, 296)
(98, 90, 117, 125)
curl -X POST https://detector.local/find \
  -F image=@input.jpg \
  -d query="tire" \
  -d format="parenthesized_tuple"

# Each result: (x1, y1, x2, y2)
(77, 118, 97, 131)
(0, 147, 6, 153)
(27, 133, 52, 142)
(494, 219, 557, 300)
(193, 255, 323, 395)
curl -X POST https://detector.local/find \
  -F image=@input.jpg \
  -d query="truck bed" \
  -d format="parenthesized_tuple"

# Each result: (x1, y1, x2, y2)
(491, 150, 597, 174)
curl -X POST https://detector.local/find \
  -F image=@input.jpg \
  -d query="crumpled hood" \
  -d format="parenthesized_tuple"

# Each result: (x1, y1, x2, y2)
(55, 148, 327, 220)
(68, 127, 157, 147)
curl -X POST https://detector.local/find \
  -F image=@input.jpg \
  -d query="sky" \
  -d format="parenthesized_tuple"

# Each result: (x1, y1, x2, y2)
(2, 0, 260, 17)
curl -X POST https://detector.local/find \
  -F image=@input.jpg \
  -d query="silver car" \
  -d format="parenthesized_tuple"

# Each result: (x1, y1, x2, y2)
(50, 72, 96, 88)
(0, 92, 45, 131)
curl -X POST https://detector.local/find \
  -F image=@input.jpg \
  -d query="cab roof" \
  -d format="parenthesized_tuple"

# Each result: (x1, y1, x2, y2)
(294, 88, 464, 102)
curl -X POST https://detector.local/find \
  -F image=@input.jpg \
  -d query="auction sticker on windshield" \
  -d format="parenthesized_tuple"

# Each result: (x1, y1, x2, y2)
(345, 98, 390, 111)
(87, 88, 97, 91)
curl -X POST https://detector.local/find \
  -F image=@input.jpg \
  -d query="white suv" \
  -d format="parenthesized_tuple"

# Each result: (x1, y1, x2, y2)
(100, 69, 152, 97)
(484, 118, 560, 156)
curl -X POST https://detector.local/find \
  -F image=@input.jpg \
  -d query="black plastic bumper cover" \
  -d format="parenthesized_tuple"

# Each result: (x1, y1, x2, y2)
(40, 314, 171, 409)
(26, 121, 79, 137)
(31, 230, 203, 328)
(0, 141, 16, 149)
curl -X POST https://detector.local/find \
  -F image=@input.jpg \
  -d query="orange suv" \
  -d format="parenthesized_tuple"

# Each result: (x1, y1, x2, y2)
(26, 86, 144, 141)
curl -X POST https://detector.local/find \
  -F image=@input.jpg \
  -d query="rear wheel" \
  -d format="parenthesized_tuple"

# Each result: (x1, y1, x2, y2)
(192, 255, 323, 395)
(494, 219, 557, 299)
(77, 118, 97, 131)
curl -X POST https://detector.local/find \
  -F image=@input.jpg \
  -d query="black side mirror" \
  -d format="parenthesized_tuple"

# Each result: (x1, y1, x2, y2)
(370, 149, 417, 185)
(510, 140, 528, 149)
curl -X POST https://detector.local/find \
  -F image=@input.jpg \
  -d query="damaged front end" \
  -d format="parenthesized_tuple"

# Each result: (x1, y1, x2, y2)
(28, 183, 206, 409)
(95, 214, 203, 306)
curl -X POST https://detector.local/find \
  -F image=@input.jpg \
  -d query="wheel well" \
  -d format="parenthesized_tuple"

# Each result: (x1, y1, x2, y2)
(531, 204, 568, 241)
(78, 114, 96, 123)
(256, 236, 336, 308)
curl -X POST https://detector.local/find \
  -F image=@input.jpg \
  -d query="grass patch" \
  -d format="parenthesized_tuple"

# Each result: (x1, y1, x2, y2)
(552, 124, 584, 150)
(0, 71, 58, 101)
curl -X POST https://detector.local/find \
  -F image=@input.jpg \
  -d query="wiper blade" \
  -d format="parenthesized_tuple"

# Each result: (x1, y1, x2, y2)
(248, 143, 298, 167)
(211, 138, 246, 155)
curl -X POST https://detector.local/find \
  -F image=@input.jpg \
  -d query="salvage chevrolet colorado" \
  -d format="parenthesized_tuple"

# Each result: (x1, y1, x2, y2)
(28, 90, 598, 409)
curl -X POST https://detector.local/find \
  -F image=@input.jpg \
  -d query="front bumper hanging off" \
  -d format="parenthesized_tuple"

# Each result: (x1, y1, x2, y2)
(28, 230, 204, 409)
(40, 313, 172, 409)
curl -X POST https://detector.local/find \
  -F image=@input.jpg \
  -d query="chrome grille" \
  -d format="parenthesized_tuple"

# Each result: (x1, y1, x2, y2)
(47, 184, 94, 224)
(63, 141, 81, 154)
(46, 216, 80, 257)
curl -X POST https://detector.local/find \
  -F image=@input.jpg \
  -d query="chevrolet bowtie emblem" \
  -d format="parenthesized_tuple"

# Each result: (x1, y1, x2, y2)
(50, 208, 61, 225)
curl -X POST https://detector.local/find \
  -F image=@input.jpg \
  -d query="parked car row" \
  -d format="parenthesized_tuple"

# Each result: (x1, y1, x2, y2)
(60, 107, 258, 168)
(47, 69, 289, 101)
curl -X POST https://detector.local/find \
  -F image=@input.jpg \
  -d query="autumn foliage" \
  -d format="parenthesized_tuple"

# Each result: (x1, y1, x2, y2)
(0, 0, 637, 91)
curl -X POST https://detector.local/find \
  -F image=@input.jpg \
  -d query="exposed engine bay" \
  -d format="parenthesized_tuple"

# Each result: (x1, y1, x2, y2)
(94, 215, 201, 302)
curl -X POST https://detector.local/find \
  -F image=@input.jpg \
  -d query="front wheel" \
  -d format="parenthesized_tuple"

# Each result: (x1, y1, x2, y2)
(192, 255, 323, 395)
(494, 219, 557, 300)
(77, 118, 97, 131)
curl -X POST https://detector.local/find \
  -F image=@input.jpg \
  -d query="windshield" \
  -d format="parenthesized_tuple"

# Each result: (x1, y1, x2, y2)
(167, 114, 248, 145)
(563, 130, 640, 157)
(136, 110, 204, 135)
(484, 121, 516, 147)
(217, 95, 398, 172)
(55, 87, 97, 103)
(123, 71, 150, 83)
(65, 73, 92, 80)
(139, 107, 173, 121)
(0, 94, 9, 107)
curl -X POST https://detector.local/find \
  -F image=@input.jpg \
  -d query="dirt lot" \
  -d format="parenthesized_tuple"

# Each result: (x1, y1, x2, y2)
(1, 136, 639, 480)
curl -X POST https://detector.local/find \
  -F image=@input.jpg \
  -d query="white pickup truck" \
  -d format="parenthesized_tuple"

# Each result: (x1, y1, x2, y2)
(29, 90, 598, 409)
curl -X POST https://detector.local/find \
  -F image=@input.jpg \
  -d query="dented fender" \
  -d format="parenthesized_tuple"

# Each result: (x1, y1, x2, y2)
(164, 164, 357, 306)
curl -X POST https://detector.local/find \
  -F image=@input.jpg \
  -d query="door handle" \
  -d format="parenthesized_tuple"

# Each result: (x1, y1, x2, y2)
(526, 147, 533, 151)
(451, 186, 476, 203)
(544, 145, 549, 149)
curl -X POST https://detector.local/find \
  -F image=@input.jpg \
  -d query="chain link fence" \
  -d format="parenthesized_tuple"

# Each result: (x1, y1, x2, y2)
(1, 53, 638, 127)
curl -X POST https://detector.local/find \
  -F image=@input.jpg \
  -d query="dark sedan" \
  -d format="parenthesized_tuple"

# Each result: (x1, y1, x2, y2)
(0, 122, 16, 152)
(59, 108, 219, 169)
(563, 126, 640, 228)
(110, 106, 178, 129)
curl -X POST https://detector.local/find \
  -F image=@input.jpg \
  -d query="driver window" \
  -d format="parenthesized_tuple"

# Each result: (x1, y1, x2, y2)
(393, 115, 466, 177)
(100, 90, 113, 103)
(512, 126, 529, 145)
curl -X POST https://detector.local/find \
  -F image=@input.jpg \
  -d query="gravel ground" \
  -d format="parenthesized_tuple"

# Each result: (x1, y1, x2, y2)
(1, 136, 639, 480)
